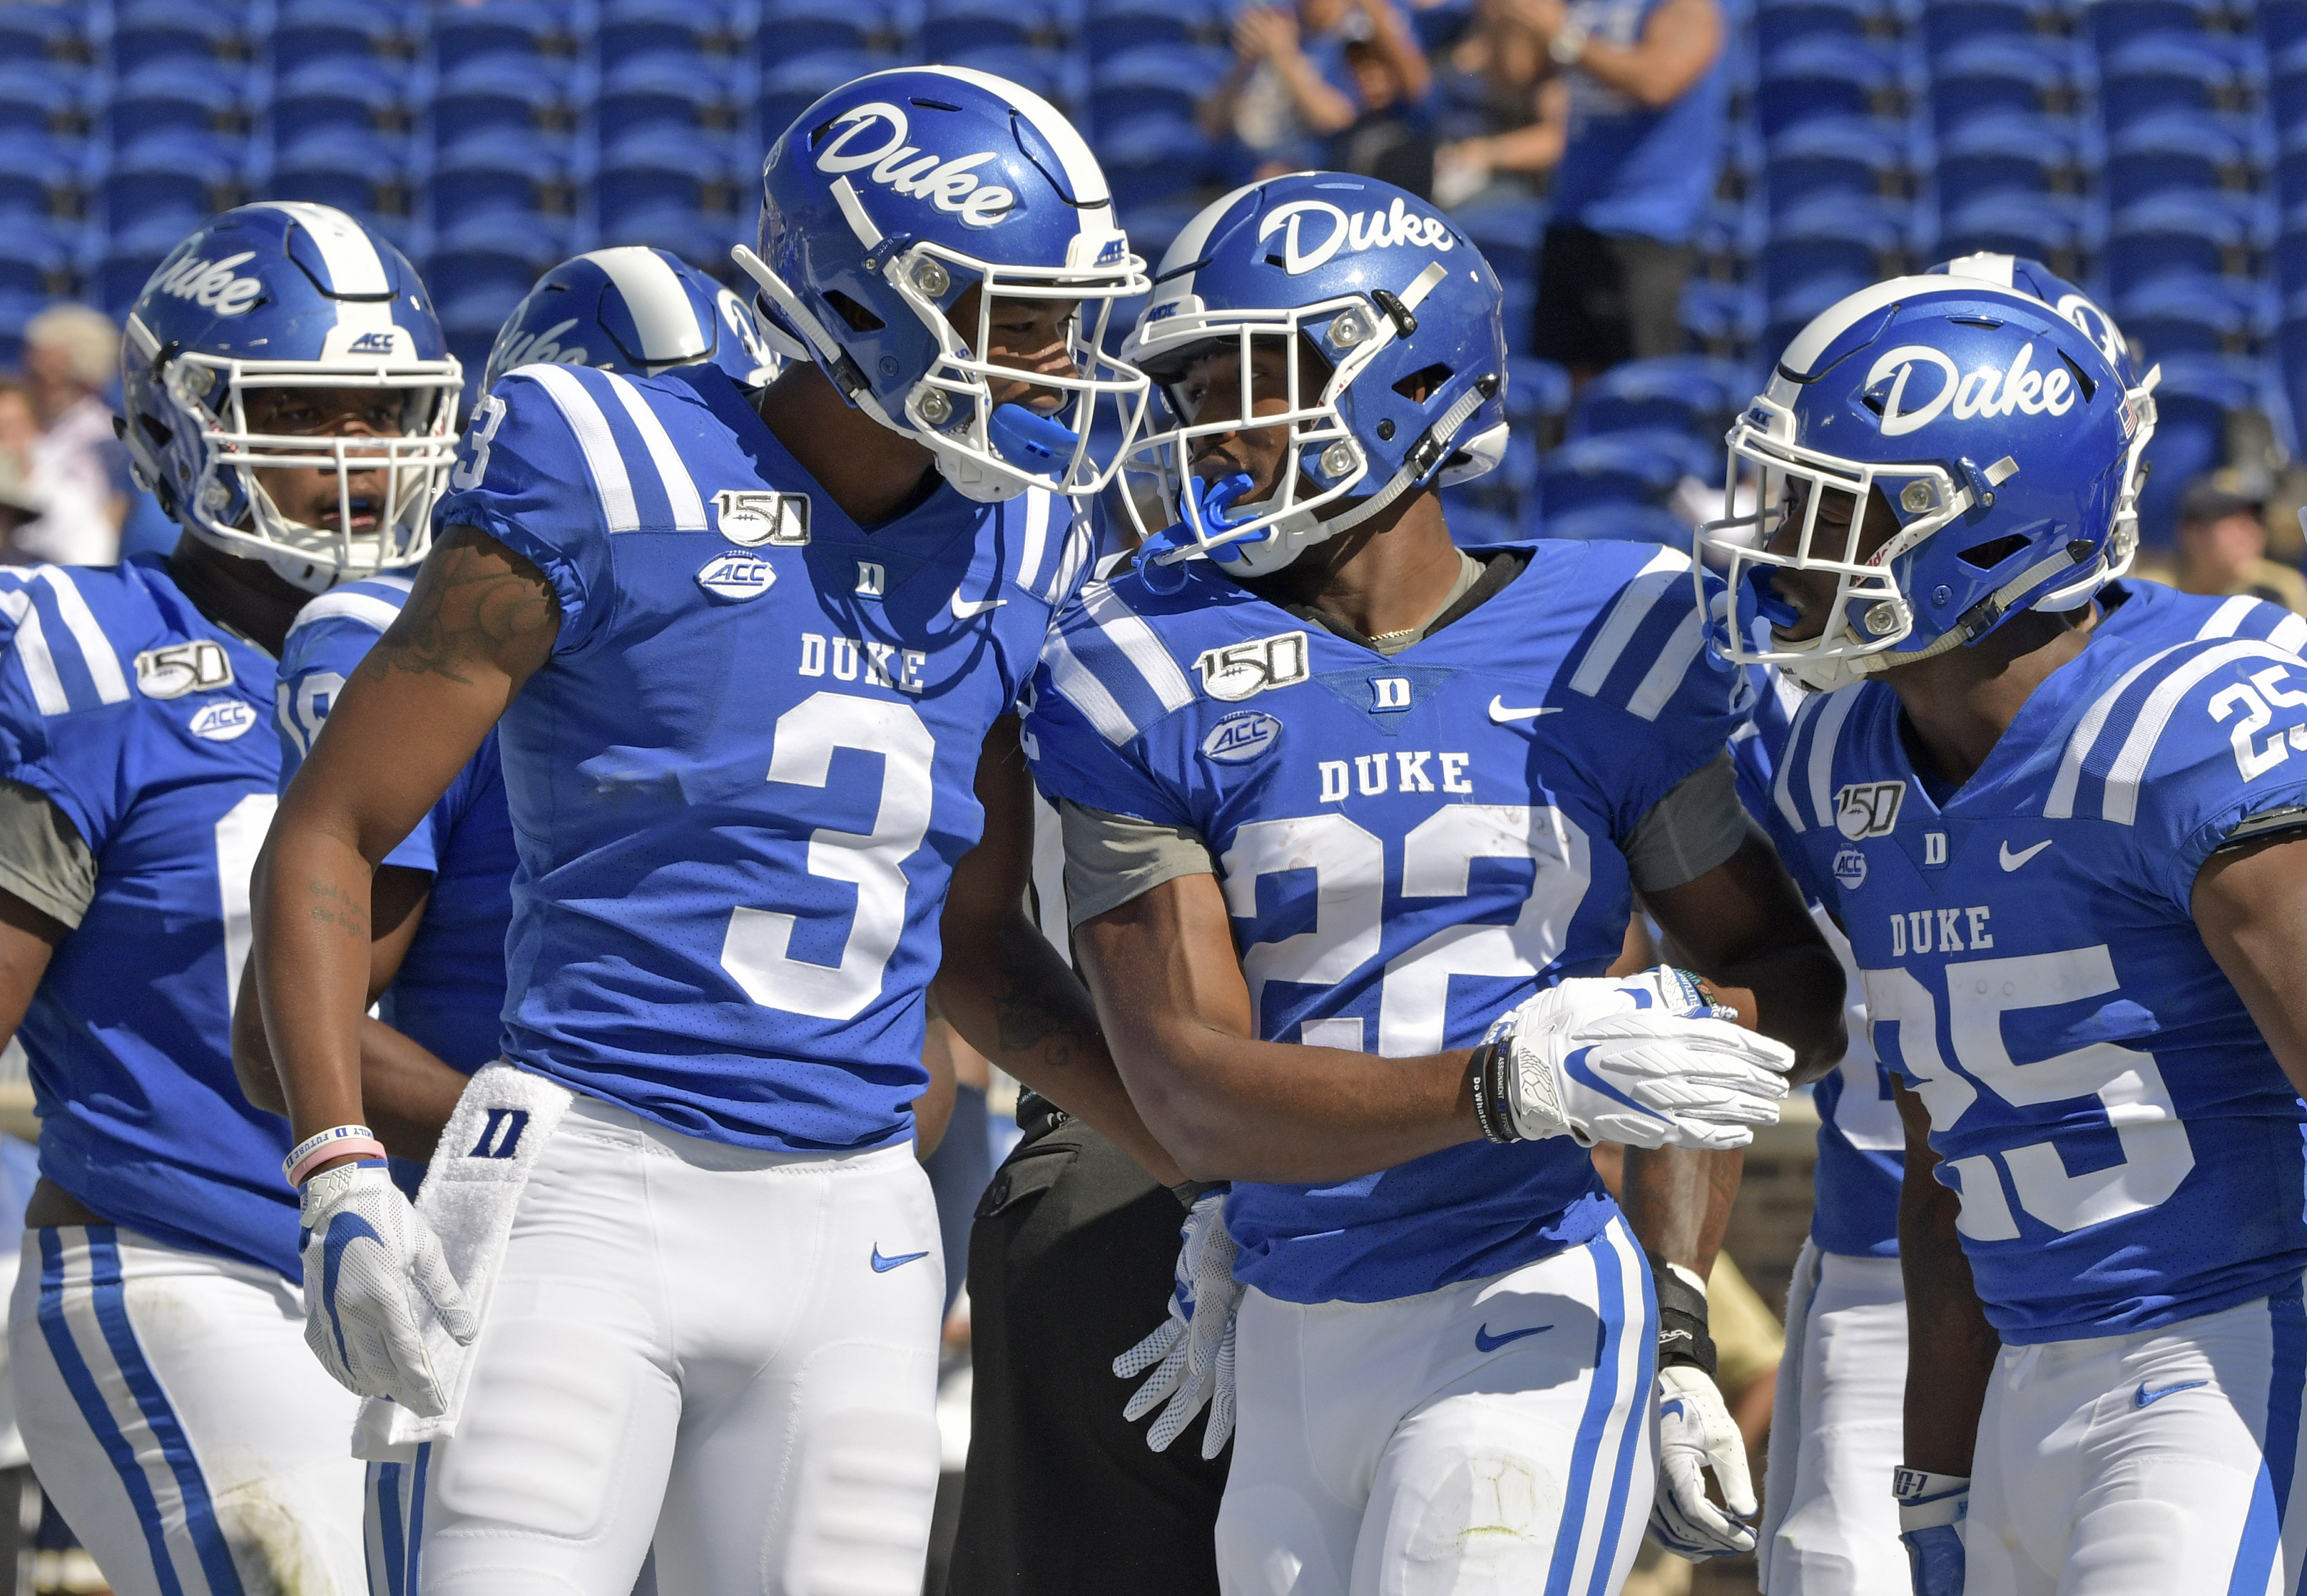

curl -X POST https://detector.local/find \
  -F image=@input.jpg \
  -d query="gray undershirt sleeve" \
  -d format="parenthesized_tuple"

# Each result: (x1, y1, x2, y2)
(0, 779, 94, 929)
(1624, 751, 1750, 895)
(1059, 799, 1219, 927)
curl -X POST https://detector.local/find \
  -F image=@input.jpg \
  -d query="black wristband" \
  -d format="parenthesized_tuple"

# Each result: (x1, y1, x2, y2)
(1468, 1037, 1518, 1144)
(1650, 1251, 1719, 1376)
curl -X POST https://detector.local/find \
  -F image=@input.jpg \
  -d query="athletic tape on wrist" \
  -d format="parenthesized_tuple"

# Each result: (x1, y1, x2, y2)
(1650, 1250, 1718, 1375)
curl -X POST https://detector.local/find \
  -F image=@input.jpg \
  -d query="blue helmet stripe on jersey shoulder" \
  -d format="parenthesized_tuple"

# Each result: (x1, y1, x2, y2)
(1045, 580, 1197, 745)
(2050, 639, 2303, 825)
(0, 567, 132, 717)
(1564, 547, 1696, 719)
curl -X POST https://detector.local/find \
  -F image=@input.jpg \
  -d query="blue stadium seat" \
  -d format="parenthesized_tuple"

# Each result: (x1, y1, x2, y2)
(265, 129, 409, 221)
(433, 1, 576, 72)
(101, 130, 241, 229)
(97, 211, 206, 313)
(2115, 272, 2264, 358)
(1764, 115, 1911, 212)
(595, 50, 741, 134)
(1443, 500, 1522, 549)
(594, 127, 735, 231)
(2100, 32, 2258, 133)
(1538, 430, 1715, 515)
(2267, 0, 2307, 53)
(1088, 44, 1226, 131)
(270, 56, 411, 143)
(1114, 194, 1201, 275)
(1762, 193, 1908, 301)
(1460, 197, 1549, 286)
(923, 0, 1066, 56)
(1921, 0, 2063, 57)
(1693, 198, 1763, 279)
(1084, 0, 1220, 56)
(270, 0, 408, 71)
(0, 60, 84, 136)
(1934, 187, 2093, 263)
(428, 127, 570, 223)
(2277, 202, 2307, 290)
(1755, 35, 1910, 138)
(0, 216, 72, 296)
(109, 0, 245, 72)
(2277, 297, 2307, 459)
(0, 131, 82, 218)
(1680, 279, 1763, 356)
(2106, 189, 2264, 293)
(2086, 0, 2222, 55)
(599, 0, 739, 58)
(0, 4, 84, 64)
(1756, 0, 1900, 53)
(2105, 109, 2262, 199)
(758, 50, 898, 136)
(431, 52, 578, 137)
(2278, 123, 2307, 205)
(1539, 501, 1693, 550)
(440, 283, 531, 390)
(596, 204, 741, 275)
(1505, 355, 1574, 436)
(1761, 272, 1871, 365)
(1566, 355, 1755, 443)
(1934, 110, 2093, 199)
(1502, 282, 1536, 357)
(427, 210, 572, 306)
(103, 56, 252, 141)
(1095, 115, 1211, 209)
(2271, 37, 2307, 129)
(0, 288, 53, 368)
(1928, 34, 2081, 125)
(2135, 351, 2262, 542)
(755, 0, 900, 61)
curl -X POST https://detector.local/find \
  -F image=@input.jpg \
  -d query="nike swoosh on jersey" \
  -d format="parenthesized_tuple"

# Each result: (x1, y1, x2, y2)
(950, 593, 1007, 619)
(1999, 839, 2054, 871)
(2134, 1379, 2208, 1408)
(1488, 696, 1563, 723)
(1474, 1322, 1553, 1352)
(871, 1245, 932, 1273)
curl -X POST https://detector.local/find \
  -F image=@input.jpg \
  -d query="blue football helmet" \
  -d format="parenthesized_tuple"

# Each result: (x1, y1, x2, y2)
(1117, 173, 1509, 579)
(1931, 251, 2159, 586)
(732, 65, 1149, 502)
(1699, 277, 2140, 691)
(482, 247, 781, 391)
(118, 202, 463, 592)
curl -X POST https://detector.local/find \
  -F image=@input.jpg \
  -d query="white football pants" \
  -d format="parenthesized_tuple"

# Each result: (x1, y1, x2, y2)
(403, 1094, 944, 1596)
(1218, 1215, 1657, 1596)
(1756, 1241, 1908, 1595)
(1968, 1280, 2307, 1595)
(9, 1223, 367, 1596)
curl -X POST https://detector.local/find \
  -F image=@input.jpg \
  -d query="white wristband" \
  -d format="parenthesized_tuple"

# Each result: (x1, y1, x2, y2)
(282, 1125, 378, 1186)
(1892, 1468, 1970, 1531)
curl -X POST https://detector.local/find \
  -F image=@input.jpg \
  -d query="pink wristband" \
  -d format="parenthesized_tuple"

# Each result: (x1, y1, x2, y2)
(287, 1139, 387, 1188)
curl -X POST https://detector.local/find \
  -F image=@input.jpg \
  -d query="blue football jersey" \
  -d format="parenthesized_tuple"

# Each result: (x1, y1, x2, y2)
(1024, 541, 1750, 1305)
(275, 574, 514, 1074)
(0, 557, 301, 1278)
(433, 361, 1094, 1153)
(1767, 626, 2307, 1343)
(1750, 580, 2307, 1264)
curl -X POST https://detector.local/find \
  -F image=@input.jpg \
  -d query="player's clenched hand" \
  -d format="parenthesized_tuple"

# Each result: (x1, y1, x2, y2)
(1114, 1188, 1241, 1459)
(1649, 1363, 1759, 1558)
(1476, 967, 1792, 1150)
(298, 1161, 477, 1417)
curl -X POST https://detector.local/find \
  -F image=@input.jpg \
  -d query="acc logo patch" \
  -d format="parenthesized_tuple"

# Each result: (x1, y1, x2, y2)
(188, 700, 257, 741)
(1832, 846, 1867, 890)
(714, 489, 810, 546)
(1201, 709, 1282, 765)
(696, 551, 775, 600)
(1195, 631, 1309, 703)
(136, 640, 234, 699)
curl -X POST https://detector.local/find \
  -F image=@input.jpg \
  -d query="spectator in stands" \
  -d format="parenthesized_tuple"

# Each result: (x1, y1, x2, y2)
(1431, 0, 1570, 208)
(2145, 479, 2307, 614)
(1202, 0, 1433, 182)
(1334, 25, 1443, 195)
(0, 385, 45, 561)
(1515, 0, 1728, 384)
(14, 306, 132, 567)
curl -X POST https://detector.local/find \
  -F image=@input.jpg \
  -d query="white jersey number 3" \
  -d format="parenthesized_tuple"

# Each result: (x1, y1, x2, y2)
(719, 691, 935, 1020)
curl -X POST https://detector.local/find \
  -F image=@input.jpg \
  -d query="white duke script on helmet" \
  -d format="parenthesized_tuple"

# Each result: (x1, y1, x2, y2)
(1866, 341, 2076, 437)
(814, 102, 1016, 228)
(1257, 198, 1456, 275)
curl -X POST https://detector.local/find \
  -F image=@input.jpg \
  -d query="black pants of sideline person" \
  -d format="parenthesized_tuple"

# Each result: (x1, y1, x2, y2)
(944, 1112, 1229, 1596)
(1532, 222, 1696, 374)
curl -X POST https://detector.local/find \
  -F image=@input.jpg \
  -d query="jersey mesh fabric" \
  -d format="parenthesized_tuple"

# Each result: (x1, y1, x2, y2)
(1025, 538, 1748, 1304)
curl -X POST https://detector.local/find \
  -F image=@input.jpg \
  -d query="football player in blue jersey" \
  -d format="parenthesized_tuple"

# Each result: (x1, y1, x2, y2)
(1747, 256, 2307, 1596)
(0, 201, 463, 1596)
(250, 68, 1181, 1595)
(1703, 273, 2307, 1595)
(1021, 172, 1848, 1594)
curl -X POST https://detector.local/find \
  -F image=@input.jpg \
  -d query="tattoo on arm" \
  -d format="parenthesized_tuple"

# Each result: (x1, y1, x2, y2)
(991, 952, 1103, 1071)
(358, 528, 558, 687)
(304, 879, 369, 943)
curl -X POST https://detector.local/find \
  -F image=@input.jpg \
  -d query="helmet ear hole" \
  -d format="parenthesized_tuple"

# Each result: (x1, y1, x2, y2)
(1959, 532, 2032, 569)
(1391, 362, 1453, 404)
(823, 291, 886, 334)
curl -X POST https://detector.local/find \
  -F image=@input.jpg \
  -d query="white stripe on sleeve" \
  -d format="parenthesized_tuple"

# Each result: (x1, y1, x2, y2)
(2101, 641, 2296, 825)
(2045, 644, 2182, 819)
(32, 568, 128, 704)
(524, 365, 639, 533)
(1016, 491, 1052, 595)
(1081, 585, 1196, 713)
(601, 372, 707, 530)
(285, 589, 405, 639)
(1772, 691, 1825, 833)
(2196, 595, 2257, 640)
(0, 587, 69, 716)
(1044, 628, 1141, 745)
(1805, 687, 1861, 830)
(2272, 612, 2307, 654)
(1624, 600, 1706, 722)
(1569, 547, 1688, 701)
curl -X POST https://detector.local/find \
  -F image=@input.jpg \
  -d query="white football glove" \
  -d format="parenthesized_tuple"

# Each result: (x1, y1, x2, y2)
(1114, 1188, 1241, 1459)
(1650, 1362, 1759, 1558)
(298, 1161, 477, 1417)
(1482, 967, 1793, 1150)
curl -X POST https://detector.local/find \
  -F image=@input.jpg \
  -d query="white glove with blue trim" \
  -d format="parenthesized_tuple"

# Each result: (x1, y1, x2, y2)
(1650, 1362, 1759, 1558)
(1114, 1187, 1241, 1458)
(298, 1161, 477, 1417)
(1482, 967, 1793, 1150)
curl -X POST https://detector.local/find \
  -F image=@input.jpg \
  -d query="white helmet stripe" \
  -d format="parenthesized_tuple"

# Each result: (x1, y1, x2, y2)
(1156, 180, 1264, 278)
(1946, 252, 2019, 288)
(1771, 274, 1967, 385)
(585, 247, 709, 363)
(921, 65, 1112, 210)
(249, 201, 395, 332)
